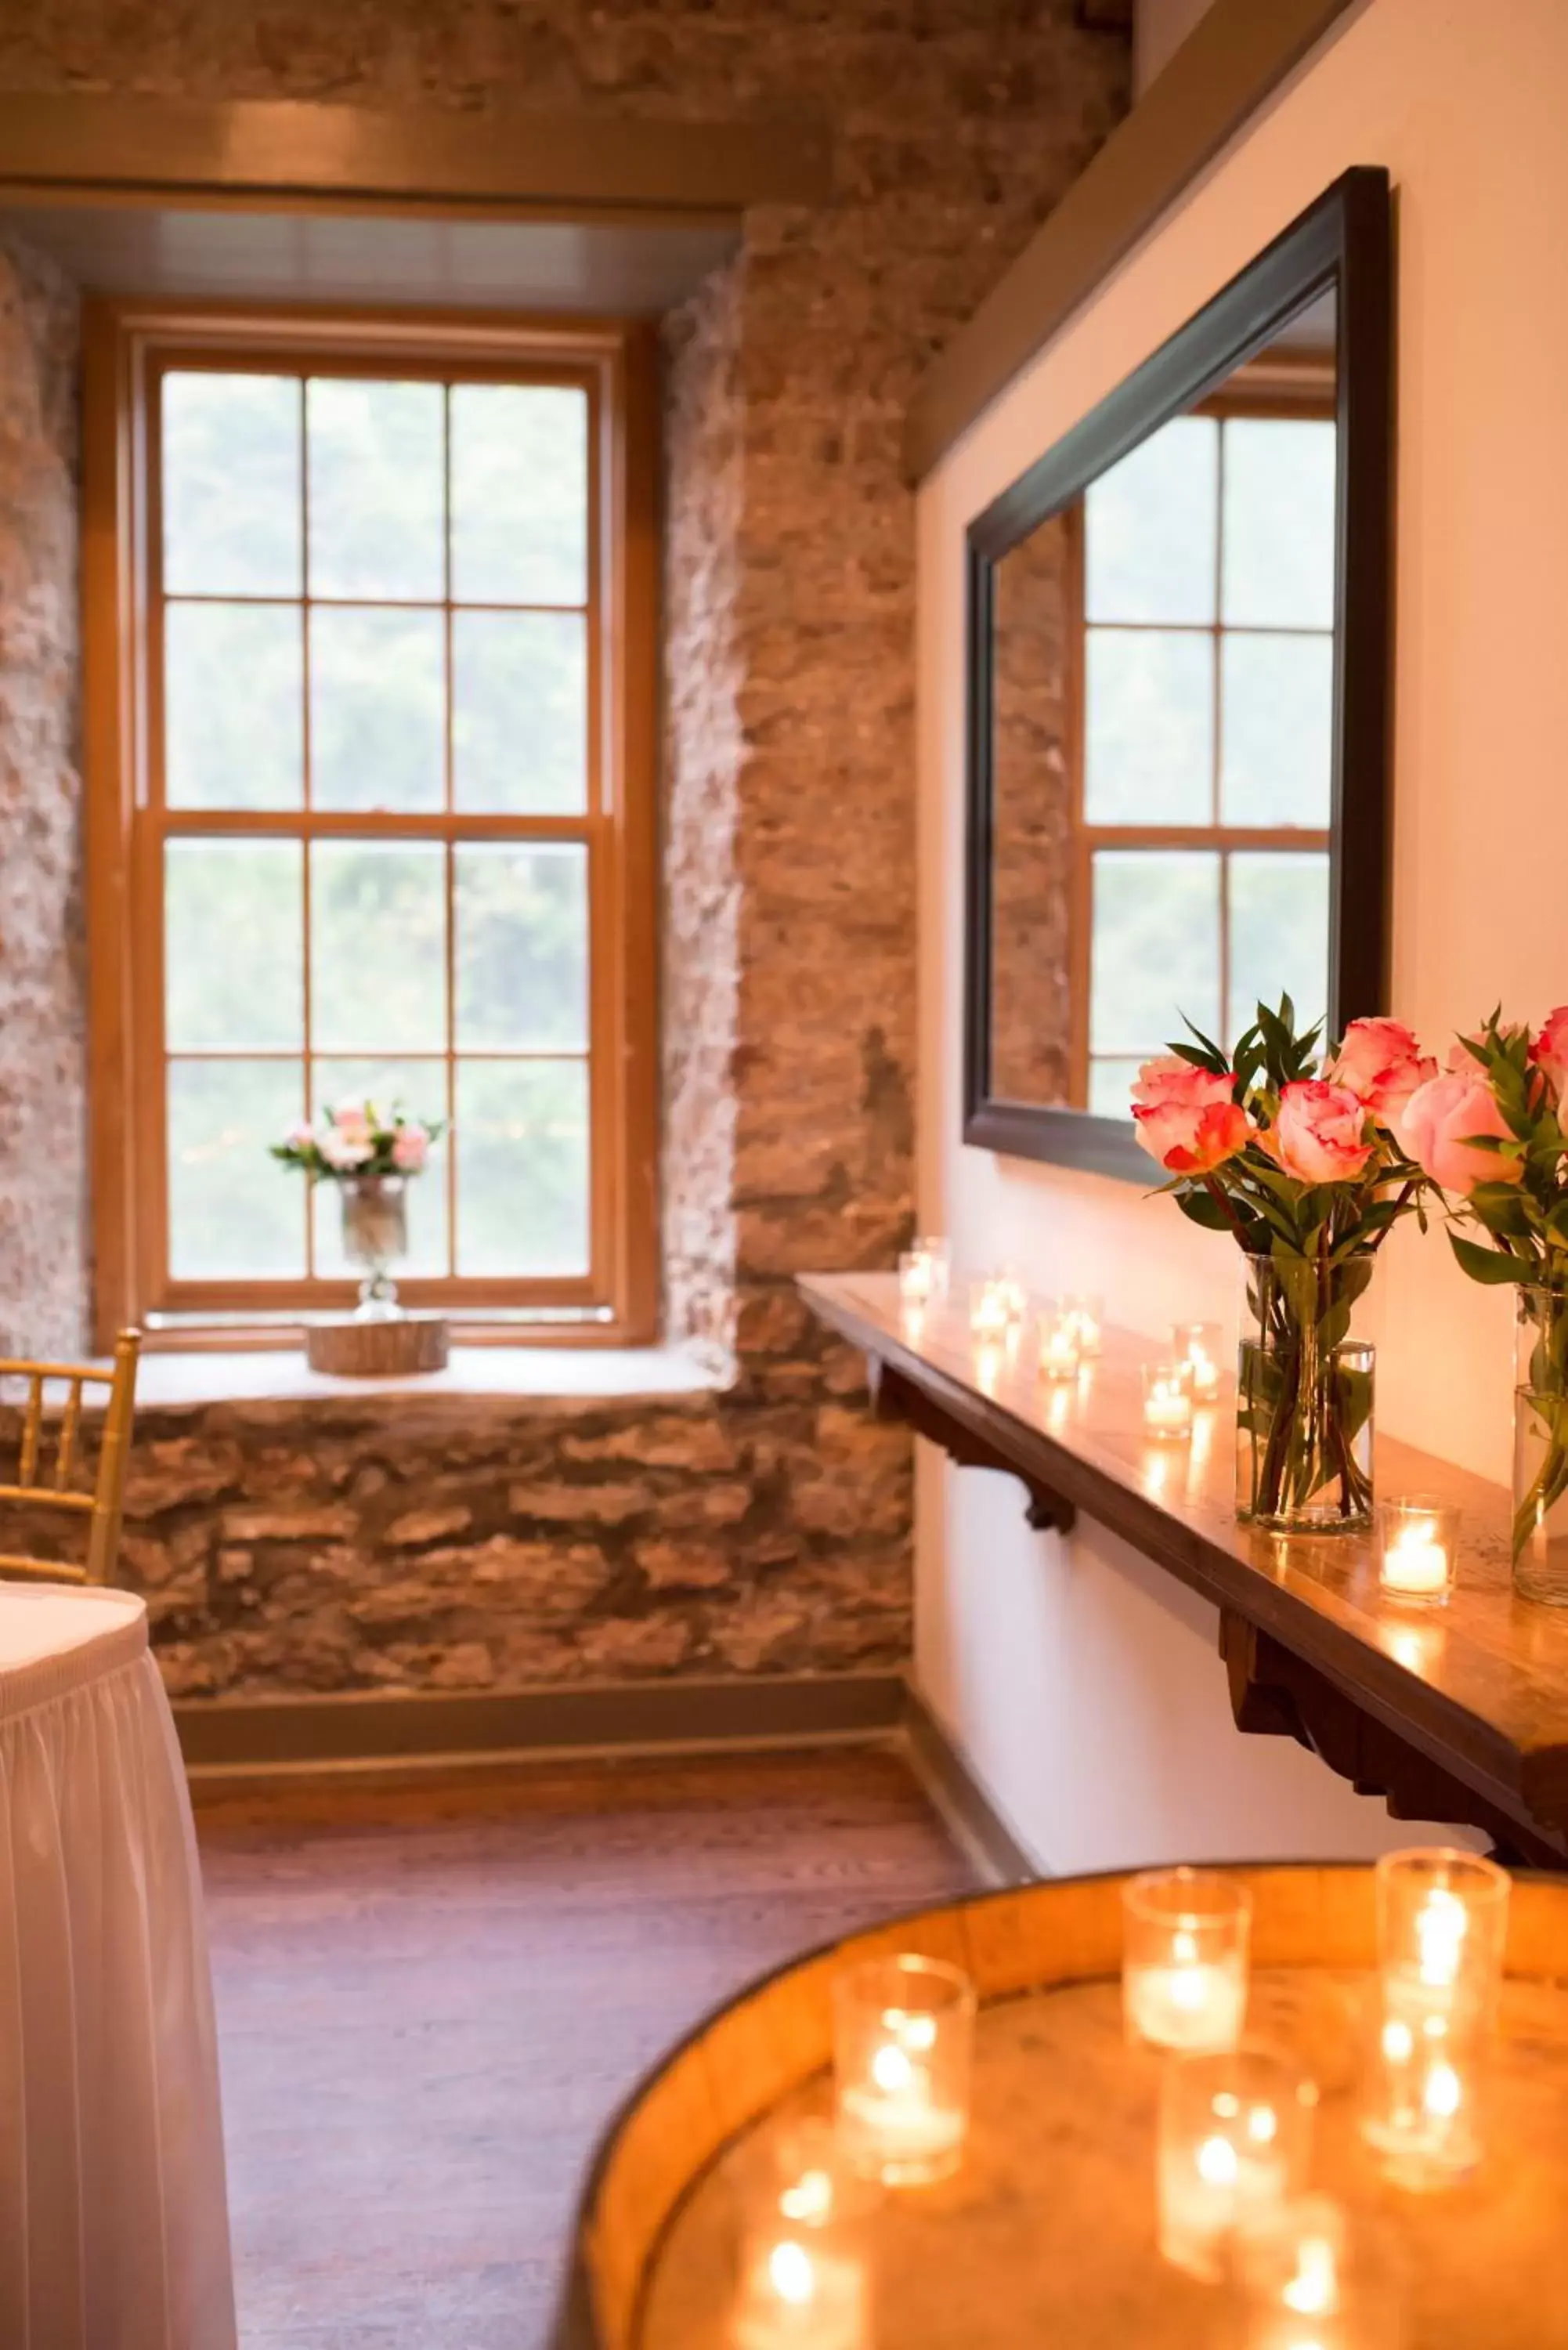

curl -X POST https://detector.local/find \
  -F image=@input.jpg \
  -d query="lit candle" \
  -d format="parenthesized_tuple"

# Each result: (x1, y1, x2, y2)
(1375, 1848, 1510, 2023)
(732, 2124, 872, 2350)
(1158, 2051, 1317, 2283)
(1360, 2005, 1482, 2189)
(1172, 1321, 1225, 1403)
(1064, 1293, 1104, 1357)
(968, 1276, 1019, 1343)
(1230, 2197, 1378, 2350)
(1143, 1362, 1194, 1443)
(732, 2235, 867, 2350)
(1035, 1307, 1082, 1384)
(1123, 1869, 1252, 2054)
(898, 1238, 950, 1312)
(1377, 1498, 1459, 1605)
(834, 1957, 974, 2186)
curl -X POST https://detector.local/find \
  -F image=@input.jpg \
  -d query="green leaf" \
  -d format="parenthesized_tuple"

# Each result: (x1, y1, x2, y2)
(1449, 1234, 1538, 1286)
(1178, 1016, 1231, 1072)
(1176, 1189, 1238, 1234)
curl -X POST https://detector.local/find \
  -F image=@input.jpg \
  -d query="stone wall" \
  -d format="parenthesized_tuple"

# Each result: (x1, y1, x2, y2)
(4, 1376, 913, 1696)
(990, 508, 1074, 1105)
(0, 236, 86, 1361)
(0, 5, 1128, 1702)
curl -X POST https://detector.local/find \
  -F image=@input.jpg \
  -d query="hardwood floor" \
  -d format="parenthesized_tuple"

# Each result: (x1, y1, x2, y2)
(197, 1746, 975, 2349)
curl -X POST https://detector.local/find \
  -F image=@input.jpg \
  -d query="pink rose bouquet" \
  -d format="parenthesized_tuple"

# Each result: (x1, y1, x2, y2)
(1402, 1008, 1568, 1590)
(270, 1097, 445, 1186)
(1133, 1000, 1438, 1531)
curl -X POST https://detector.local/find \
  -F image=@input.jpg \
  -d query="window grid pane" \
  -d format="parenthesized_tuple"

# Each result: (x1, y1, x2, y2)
(155, 355, 598, 1295)
(1073, 407, 1337, 1113)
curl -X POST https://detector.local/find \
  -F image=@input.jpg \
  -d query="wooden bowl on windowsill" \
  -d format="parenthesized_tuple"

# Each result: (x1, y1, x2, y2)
(305, 1314, 450, 1379)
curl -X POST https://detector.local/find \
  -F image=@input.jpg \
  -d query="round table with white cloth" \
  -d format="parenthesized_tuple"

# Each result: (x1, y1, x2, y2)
(0, 1584, 237, 2350)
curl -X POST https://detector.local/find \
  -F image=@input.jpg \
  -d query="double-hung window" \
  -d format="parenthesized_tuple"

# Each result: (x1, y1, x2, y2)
(85, 306, 656, 1344)
(1072, 392, 1337, 1112)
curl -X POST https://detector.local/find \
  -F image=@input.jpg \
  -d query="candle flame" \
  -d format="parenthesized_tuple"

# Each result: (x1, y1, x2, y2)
(767, 2240, 816, 2307)
(1282, 2236, 1339, 2318)
(779, 2170, 834, 2225)
(871, 2042, 915, 2094)
(1245, 2103, 1278, 2146)
(1423, 2059, 1462, 2120)
(1415, 1888, 1468, 1987)
(1381, 2017, 1414, 2064)
(1196, 2134, 1238, 2186)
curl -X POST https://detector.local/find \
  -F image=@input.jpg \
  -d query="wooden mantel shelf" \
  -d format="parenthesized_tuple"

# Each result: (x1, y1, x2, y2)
(800, 1271, 1568, 1867)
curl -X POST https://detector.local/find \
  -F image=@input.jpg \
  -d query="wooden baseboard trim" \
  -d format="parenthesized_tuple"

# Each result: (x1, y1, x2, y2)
(175, 1671, 907, 1791)
(900, 1686, 1041, 1888)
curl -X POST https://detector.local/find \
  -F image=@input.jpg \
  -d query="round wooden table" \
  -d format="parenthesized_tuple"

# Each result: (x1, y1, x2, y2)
(551, 1867, 1568, 2350)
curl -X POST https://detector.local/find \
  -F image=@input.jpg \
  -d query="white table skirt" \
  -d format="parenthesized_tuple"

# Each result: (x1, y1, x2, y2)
(0, 1586, 237, 2350)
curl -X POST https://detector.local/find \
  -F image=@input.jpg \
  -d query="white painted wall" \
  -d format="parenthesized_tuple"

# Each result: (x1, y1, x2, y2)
(915, 0, 1568, 1874)
(1133, 0, 1219, 99)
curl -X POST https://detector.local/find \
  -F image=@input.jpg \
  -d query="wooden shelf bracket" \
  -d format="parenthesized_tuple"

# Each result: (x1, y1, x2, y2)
(868, 1359, 1078, 1536)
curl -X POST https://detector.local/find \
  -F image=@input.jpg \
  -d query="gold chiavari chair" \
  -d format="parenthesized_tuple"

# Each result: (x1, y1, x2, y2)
(0, 1330, 142, 1585)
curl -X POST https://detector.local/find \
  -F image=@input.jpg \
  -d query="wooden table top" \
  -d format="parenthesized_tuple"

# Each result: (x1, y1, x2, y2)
(641, 1961, 1568, 2349)
(799, 1272, 1568, 1853)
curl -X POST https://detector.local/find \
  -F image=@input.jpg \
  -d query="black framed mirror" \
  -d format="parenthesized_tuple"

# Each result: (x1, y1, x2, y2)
(963, 166, 1392, 1178)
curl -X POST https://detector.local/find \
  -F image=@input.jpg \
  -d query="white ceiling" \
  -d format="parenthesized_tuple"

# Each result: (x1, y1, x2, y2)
(0, 199, 738, 317)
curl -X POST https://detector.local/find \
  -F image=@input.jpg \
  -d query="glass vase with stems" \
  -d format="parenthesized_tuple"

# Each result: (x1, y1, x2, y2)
(1133, 997, 1438, 1541)
(1401, 1008, 1568, 1603)
(1237, 1251, 1376, 1532)
(1513, 1284, 1568, 1603)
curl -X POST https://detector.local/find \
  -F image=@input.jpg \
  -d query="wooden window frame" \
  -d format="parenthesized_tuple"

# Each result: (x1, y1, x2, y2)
(1066, 389, 1336, 1110)
(83, 299, 659, 1350)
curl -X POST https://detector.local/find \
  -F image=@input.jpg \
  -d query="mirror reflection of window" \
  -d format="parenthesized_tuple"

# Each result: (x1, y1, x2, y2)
(1077, 341, 1336, 1116)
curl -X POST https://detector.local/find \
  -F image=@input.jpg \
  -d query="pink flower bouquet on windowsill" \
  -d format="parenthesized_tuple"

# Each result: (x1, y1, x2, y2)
(270, 1098, 444, 1183)
(1131, 1000, 1440, 1533)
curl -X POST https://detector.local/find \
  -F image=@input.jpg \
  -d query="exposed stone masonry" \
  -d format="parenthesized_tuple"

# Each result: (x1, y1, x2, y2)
(0, 5, 1127, 1702)
(990, 508, 1074, 1104)
(5, 1379, 912, 1696)
(0, 235, 86, 1361)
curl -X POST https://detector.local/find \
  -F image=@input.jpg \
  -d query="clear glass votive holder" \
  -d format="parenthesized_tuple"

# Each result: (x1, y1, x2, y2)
(1035, 1301, 1082, 1384)
(1158, 2047, 1317, 2283)
(1375, 1847, 1510, 2024)
(732, 2119, 874, 2350)
(1229, 2195, 1400, 2350)
(968, 1274, 1023, 1345)
(1123, 1867, 1252, 2052)
(1172, 1320, 1225, 1404)
(1360, 1999, 1486, 2191)
(833, 1953, 975, 2187)
(1377, 1497, 1460, 1607)
(898, 1238, 951, 1312)
(1143, 1361, 1195, 1443)
(1064, 1293, 1104, 1358)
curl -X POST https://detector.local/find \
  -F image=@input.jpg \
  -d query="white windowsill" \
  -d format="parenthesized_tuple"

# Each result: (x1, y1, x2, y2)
(125, 1343, 724, 1409)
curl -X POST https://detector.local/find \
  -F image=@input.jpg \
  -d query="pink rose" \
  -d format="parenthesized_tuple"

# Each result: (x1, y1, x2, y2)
(1399, 1070, 1523, 1195)
(1324, 1018, 1436, 1126)
(333, 1098, 372, 1141)
(1268, 1079, 1374, 1184)
(392, 1123, 429, 1173)
(1529, 1007, 1568, 1101)
(284, 1119, 316, 1152)
(320, 1125, 373, 1171)
(1132, 1056, 1252, 1175)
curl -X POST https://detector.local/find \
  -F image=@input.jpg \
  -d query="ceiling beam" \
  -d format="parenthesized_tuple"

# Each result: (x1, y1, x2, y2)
(0, 90, 833, 220)
(904, 0, 1363, 482)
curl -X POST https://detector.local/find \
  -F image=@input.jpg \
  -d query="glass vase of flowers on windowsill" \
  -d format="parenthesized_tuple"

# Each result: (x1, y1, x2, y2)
(1133, 1003, 1438, 1535)
(1397, 1008, 1568, 1603)
(272, 1101, 444, 1322)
